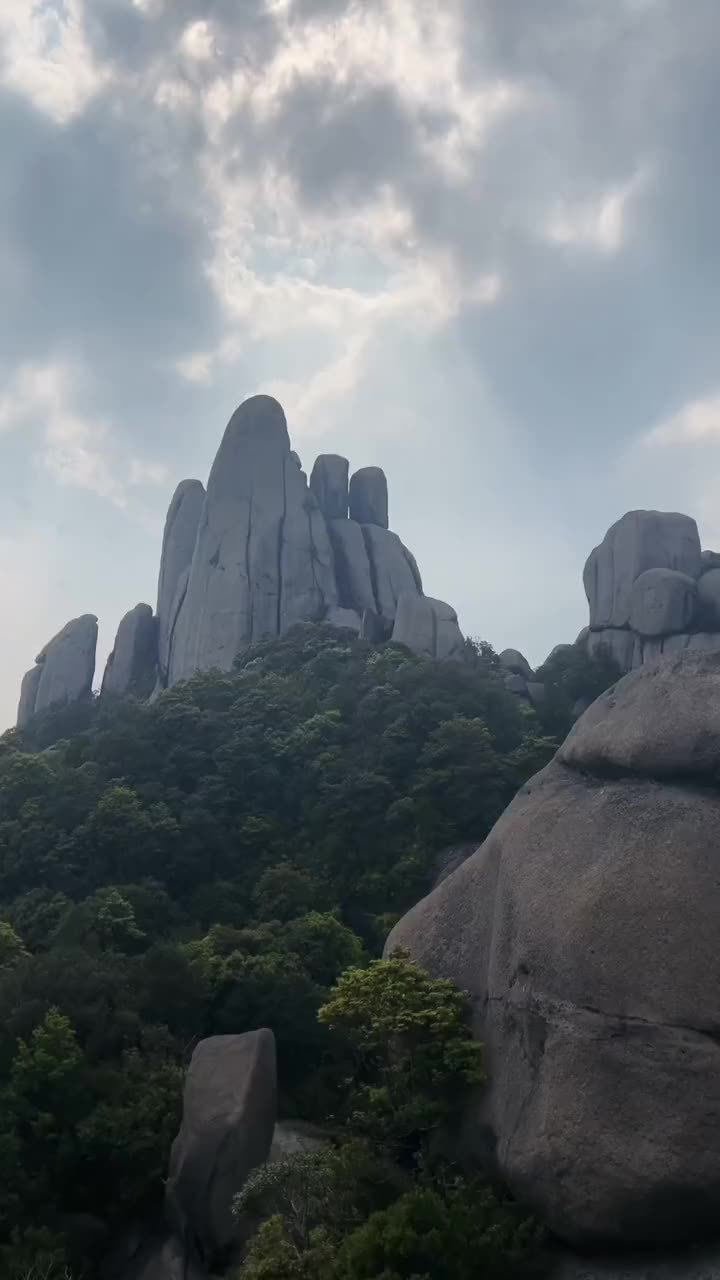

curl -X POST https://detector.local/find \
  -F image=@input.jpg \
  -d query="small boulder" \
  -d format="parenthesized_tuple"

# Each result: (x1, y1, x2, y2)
(349, 467, 389, 528)
(630, 568, 697, 637)
(166, 1030, 276, 1263)
(18, 615, 99, 727)
(696, 568, 720, 628)
(700, 549, 720, 573)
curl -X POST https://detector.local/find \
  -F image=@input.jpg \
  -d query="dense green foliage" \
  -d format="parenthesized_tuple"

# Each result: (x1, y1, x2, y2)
(0, 625, 612, 1274)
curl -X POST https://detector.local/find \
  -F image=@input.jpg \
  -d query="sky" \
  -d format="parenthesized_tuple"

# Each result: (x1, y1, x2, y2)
(3, 0, 720, 729)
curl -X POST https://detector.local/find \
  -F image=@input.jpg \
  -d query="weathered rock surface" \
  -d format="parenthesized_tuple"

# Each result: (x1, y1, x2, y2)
(349, 466, 389, 528)
(362, 525, 422, 621)
(629, 568, 697, 637)
(156, 479, 205, 685)
(103, 1228, 207, 1280)
(499, 648, 534, 680)
(586, 627, 637, 673)
(18, 615, 98, 727)
(392, 593, 464, 660)
(328, 518, 377, 615)
(310, 455, 349, 520)
(584, 511, 701, 630)
(697, 568, 720, 627)
(166, 1030, 276, 1264)
(102, 605, 158, 700)
(700, 550, 720, 573)
(387, 652, 720, 1248)
(503, 673, 528, 695)
(168, 397, 337, 684)
(269, 1120, 329, 1163)
(360, 607, 387, 643)
(324, 607, 361, 633)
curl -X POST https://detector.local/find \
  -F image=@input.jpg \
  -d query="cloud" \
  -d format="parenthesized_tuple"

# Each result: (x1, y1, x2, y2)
(644, 395, 720, 448)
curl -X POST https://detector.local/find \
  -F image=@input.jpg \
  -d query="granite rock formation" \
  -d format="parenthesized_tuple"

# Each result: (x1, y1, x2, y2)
(166, 1030, 277, 1266)
(387, 650, 720, 1249)
(102, 604, 158, 700)
(582, 510, 720, 675)
(156, 479, 206, 686)
(15, 394, 462, 727)
(17, 615, 98, 728)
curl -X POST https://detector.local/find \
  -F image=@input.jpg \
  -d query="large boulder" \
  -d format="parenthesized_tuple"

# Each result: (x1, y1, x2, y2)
(629, 569, 697, 637)
(168, 397, 337, 684)
(18, 615, 98, 727)
(156, 479, 205, 685)
(362, 525, 422, 622)
(349, 466, 389, 528)
(584, 511, 701, 630)
(386, 651, 720, 1248)
(391, 593, 464, 660)
(310, 454, 349, 520)
(166, 1030, 277, 1264)
(499, 649, 533, 680)
(102, 604, 158, 700)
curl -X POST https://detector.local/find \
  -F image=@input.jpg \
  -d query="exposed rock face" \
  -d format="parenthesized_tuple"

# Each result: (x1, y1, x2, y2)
(499, 648, 534, 680)
(166, 1030, 277, 1264)
(587, 627, 638, 673)
(269, 1120, 328, 1164)
(584, 511, 701, 630)
(156, 479, 205, 685)
(102, 605, 158, 700)
(310, 454, 349, 520)
(328, 519, 377, 615)
(697, 568, 720, 627)
(630, 568, 697, 637)
(362, 525, 422, 621)
(168, 397, 337, 684)
(349, 466, 389, 528)
(392, 593, 464, 660)
(387, 651, 720, 1248)
(18, 615, 98, 728)
(324, 607, 361, 633)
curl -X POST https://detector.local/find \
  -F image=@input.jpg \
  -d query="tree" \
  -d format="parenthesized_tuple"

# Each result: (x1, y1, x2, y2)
(318, 953, 483, 1152)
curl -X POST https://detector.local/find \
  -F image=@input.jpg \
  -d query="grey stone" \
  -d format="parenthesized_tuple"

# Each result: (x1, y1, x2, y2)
(328, 519, 377, 614)
(575, 627, 590, 647)
(586, 627, 636, 673)
(310, 454, 349, 520)
(361, 525, 422, 621)
(571, 696, 591, 719)
(696, 568, 720, 627)
(166, 1030, 276, 1263)
(584, 511, 701, 629)
(503, 673, 528, 695)
(432, 843, 479, 890)
(169, 397, 337, 684)
(387, 651, 720, 1247)
(269, 1120, 329, 1163)
(629, 568, 697, 637)
(102, 604, 158, 700)
(324, 607, 362, 633)
(559, 649, 720, 782)
(526, 681, 546, 707)
(360, 607, 387, 643)
(349, 466, 389, 528)
(103, 1229, 207, 1280)
(391, 593, 465, 660)
(16, 664, 43, 729)
(499, 649, 534, 680)
(156, 480, 205, 685)
(20, 615, 99, 725)
(700, 550, 720, 573)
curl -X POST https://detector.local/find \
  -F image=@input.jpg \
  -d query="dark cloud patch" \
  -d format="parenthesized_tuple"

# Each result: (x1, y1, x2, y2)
(83, 0, 280, 74)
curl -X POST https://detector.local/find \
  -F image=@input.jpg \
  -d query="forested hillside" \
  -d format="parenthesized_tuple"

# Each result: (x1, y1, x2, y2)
(0, 625, 615, 1277)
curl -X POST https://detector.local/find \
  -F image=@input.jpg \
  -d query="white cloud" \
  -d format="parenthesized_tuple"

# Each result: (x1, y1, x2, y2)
(0, 0, 107, 123)
(644, 394, 720, 447)
(546, 170, 646, 254)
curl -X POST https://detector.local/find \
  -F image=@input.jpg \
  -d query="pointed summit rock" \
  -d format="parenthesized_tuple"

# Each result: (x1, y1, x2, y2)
(156, 479, 205, 686)
(310, 454, 349, 520)
(349, 466, 388, 528)
(18, 615, 98, 727)
(168, 396, 337, 684)
(102, 604, 158, 700)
